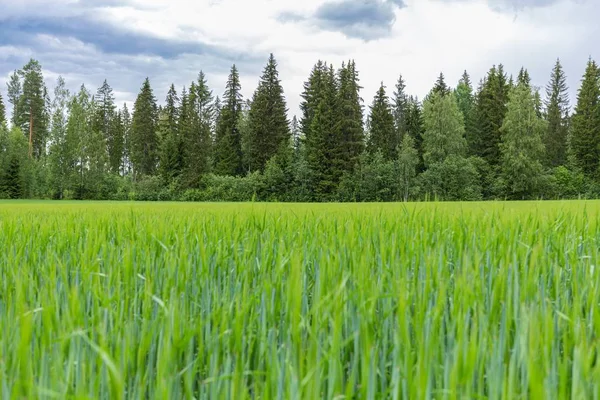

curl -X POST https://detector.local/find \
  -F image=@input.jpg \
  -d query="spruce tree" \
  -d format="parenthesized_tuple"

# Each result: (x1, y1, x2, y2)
(570, 59, 600, 177)
(367, 83, 396, 160)
(334, 60, 364, 176)
(500, 81, 546, 198)
(431, 72, 450, 97)
(183, 72, 214, 186)
(392, 74, 408, 143)
(301, 61, 338, 199)
(0, 91, 6, 127)
(291, 115, 302, 155)
(159, 84, 182, 183)
(404, 96, 425, 171)
(94, 80, 116, 173)
(246, 54, 290, 172)
(472, 65, 509, 165)
(131, 78, 158, 177)
(214, 65, 243, 176)
(544, 59, 570, 167)
(517, 67, 531, 88)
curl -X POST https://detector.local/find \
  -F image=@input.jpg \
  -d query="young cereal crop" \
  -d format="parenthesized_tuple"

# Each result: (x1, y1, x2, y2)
(0, 201, 599, 399)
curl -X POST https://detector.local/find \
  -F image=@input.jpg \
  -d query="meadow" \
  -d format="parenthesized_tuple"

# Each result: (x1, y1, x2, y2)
(1, 200, 599, 399)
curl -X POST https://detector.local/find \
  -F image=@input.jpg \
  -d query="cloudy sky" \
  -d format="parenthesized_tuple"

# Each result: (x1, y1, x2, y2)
(0, 0, 598, 117)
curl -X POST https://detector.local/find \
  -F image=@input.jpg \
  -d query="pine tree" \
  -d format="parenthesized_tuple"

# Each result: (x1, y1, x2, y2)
(131, 78, 158, 177)
(0, 91, 6, 127)
(246, 54, 290, 172)
(214, 65, 243, 176)
(182, 72, 214, 186)
(367, 83, 396, 160)
(334, 60, 364, 176)
(570, 59, 600, 177)
(16, 59, 49, 158)
(422, 91, 466, 166)
(500, 81, 546, 198)
(392, 74, 408, 143)
(7, 71, 21, 126)
(544, 59, 570, 167)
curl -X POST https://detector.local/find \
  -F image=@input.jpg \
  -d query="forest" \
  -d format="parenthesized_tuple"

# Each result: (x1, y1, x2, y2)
(0, 54, 598, 202)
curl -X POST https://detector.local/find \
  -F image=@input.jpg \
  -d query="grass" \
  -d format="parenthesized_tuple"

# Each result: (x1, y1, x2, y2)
(1, 200, 599, 399)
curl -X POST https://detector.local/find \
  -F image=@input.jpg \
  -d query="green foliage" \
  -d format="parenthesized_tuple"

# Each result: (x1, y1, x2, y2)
(392, 74, 408, 142)
(181, 72, 214, 187)
(499, 82, 547, 199)
(367, 83, 396, 160)
(48, 76, 71, 199)
(0, 91, 6, 127)
(570, 59, 600, 178)
(550, 166, 586, 199)
(471, 65, 509, 166)
(246, 54, 290, 172)
(214, 65, 243, 176)
(334, 60, 364, 176)
(422, 91, 466, 166)
(420, 155, 482, 200)
(396, 134, 419, 201)
(0, 127, 34, 198)
(159, 84, 183, 184)
(338, 151, 397, 202)
(431, 72, 450, 97)
(301, 61, 339, 200)
(131, 78, 159, 176)
(14, 59, 50, 158)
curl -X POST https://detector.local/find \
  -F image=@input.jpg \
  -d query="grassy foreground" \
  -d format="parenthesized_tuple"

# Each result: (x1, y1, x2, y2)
(1, 201, 600, 399)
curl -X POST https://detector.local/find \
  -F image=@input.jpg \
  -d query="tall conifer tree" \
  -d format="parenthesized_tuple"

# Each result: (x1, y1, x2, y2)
(131, 78, 158, 176)
(214, 65, 243, 176)
(544, 59, 570, 167)
(570, 59, 600, 177)
(367, 83, 396, 160)
(246, 54, 290, 172)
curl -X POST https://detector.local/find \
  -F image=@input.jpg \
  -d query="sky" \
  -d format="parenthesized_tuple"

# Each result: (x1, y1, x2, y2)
(0, 0, 598, 118)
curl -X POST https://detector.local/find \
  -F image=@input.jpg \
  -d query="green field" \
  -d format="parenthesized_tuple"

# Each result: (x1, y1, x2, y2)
(1, 201, 600, 399)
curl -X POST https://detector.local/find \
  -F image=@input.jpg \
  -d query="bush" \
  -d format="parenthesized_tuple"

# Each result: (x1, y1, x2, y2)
(420, 156, 482, 201)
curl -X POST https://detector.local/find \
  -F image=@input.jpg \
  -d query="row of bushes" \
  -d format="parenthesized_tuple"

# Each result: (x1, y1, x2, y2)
(87, 167, 596, 203)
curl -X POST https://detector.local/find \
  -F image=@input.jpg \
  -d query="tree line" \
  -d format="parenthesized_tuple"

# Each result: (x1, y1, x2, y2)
(0, 55, 599, 201)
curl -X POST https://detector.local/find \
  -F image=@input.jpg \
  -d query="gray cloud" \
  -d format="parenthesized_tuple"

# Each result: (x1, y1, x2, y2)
(0, 1, 265, 118)
(278, 0, 406, 41)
